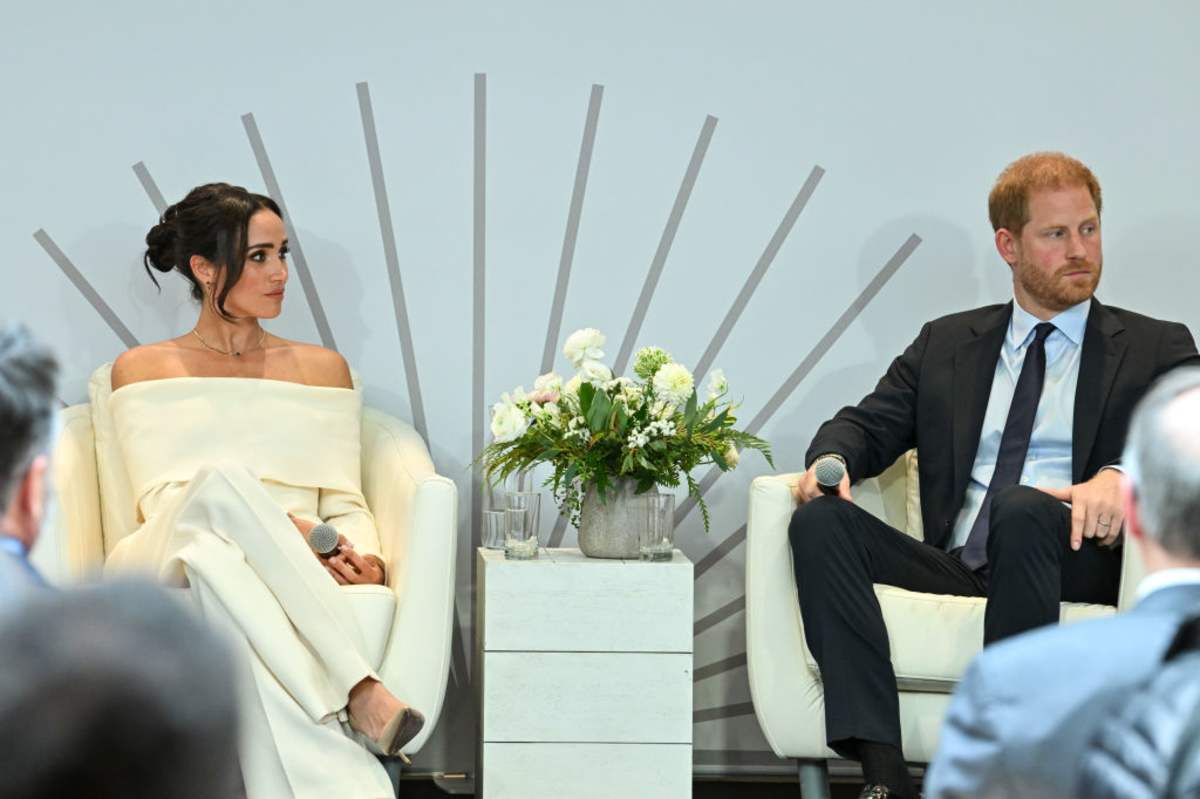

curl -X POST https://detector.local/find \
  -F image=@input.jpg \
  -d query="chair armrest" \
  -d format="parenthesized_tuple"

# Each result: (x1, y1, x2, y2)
(359, 408, 457, 753)
(746, 472, 814, 756)
(1116, 537, 1145, 612)
(30, 405, 105, 583)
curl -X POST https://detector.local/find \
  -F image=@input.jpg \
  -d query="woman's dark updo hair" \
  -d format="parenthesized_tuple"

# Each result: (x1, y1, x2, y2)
(143, 183, 283, 319)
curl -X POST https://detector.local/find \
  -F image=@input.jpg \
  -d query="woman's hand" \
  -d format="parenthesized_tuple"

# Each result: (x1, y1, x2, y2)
(287, 513, 385, 586)
(323, 538, 386, 586)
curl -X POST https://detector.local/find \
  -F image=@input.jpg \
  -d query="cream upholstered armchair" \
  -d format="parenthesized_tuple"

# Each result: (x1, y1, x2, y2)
(745, 451, 1144, 797)
(30, 365, 458, 765)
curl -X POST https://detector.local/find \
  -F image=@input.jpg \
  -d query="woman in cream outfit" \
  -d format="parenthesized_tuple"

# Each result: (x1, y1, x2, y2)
(105, 183, 421, 799)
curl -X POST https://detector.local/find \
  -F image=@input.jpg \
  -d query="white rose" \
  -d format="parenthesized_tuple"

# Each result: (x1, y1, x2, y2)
(723, 445, 741, 469)
(540, 401, 561, 420)
(653, 362, 695, 406)
(500, 386, 528, 406)
(706, 368, 728, 400)
(564, 374, 583, 397)
(534, 372, 563, 393)
(579, 360, 612, 385)
(563, 328, 606, 367)
(490, 401, 529, 443)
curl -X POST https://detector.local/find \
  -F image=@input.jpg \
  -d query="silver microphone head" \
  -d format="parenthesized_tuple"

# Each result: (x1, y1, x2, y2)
(308, 522, 340, 556)
(813, 455, 846, 489)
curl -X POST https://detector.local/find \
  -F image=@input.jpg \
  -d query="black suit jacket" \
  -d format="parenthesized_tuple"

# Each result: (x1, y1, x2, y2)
(806, 300, 1200, 549)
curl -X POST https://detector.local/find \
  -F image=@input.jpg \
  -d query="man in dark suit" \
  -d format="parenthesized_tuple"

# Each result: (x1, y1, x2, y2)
(925, 366, 1200, 798)
(788, 152, 1200, 799)
(0, 324, 59, 602)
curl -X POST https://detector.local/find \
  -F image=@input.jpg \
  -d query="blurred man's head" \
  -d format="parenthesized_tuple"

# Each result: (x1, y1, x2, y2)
(1121, 366, 1200, 569)
(0, 580, 241, 798)
(0, 324, 59, 551)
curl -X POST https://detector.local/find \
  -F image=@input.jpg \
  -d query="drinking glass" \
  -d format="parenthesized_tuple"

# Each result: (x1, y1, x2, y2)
(638, 492, 676, 562)
(504, 507, 538, 560)
(481, 509, 506, 550)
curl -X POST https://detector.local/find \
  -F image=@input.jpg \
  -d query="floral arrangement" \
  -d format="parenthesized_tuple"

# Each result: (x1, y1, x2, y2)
(481, 328, 773, 531)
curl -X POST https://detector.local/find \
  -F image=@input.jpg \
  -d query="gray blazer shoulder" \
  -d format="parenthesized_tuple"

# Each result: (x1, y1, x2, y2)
(925, 584, 1200, 799)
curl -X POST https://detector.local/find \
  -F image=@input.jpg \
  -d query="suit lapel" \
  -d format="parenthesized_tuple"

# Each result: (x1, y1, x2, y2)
(1073, 300, 1127, 482)
(951, 304, 1011, 512)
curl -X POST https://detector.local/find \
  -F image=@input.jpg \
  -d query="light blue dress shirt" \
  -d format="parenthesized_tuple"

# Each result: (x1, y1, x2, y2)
(947, 297, 1092, 551)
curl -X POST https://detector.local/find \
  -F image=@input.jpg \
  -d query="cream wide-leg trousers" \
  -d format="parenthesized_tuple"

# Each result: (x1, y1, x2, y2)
(108, 464, 395, 799)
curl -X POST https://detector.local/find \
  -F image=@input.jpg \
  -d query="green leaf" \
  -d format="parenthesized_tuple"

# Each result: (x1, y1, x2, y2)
(586, 389, 612, 433)
(701, 408, 729, 433)
(579, 382, 595, 415)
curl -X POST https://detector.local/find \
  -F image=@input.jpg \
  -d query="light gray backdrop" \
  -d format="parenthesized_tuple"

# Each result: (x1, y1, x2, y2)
(4, 0, 1199, 783)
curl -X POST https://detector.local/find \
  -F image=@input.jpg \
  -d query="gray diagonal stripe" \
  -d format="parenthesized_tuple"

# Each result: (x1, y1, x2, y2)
(694, 701, 756, 723)
(132, 161, 168, 214)
(357, 81, 428, 444)
(694, 594, 745, 636)
(694, 524, 747, 580)
(694, 652, 747, 682)
(241, 113, 337, 351)
(675, 233, 922, 526)
(692, 165, 825, 385)
(540, 83, 604, 375)
(34, 230, 139, 348)
(472, 73, 487, 554)
(549, 114, 717, 548)
(612, 114, 718, 375)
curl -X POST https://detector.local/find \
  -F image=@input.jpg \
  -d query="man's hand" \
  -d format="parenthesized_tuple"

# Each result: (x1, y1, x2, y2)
(792, 463, 853, 505)
(1038, 469, 1124, 549)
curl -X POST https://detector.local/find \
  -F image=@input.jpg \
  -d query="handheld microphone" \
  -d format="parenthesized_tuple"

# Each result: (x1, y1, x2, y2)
(813, 454, 846, 496)
(308, 523, 340, 557)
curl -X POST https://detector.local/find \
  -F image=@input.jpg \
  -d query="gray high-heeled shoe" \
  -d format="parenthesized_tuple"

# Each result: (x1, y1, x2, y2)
(368, 706, 426, 764)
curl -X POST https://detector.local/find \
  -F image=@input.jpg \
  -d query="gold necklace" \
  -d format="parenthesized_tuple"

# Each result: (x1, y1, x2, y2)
(191, 327, 268, 357)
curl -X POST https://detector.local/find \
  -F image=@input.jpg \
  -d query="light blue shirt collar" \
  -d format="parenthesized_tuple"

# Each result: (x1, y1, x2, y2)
(1010, 296, 1091, 349)
(0, 535, 27, 559)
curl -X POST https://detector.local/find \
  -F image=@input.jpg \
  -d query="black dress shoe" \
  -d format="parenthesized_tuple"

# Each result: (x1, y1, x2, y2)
(858, 787, 892, 799)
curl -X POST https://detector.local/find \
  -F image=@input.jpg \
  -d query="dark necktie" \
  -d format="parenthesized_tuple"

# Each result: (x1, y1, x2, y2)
(961, 322, 1056, 571)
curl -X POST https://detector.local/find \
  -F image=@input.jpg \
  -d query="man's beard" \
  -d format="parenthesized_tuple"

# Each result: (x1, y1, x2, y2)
(1015, 258, 1102, 312)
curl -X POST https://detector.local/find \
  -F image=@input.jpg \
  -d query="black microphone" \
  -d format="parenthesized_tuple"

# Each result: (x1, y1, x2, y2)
(308, 523, 340, 557)
(813, 454, 846, 496)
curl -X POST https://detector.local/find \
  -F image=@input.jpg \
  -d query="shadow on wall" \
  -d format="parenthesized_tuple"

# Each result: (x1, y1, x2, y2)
(771, 215, 978, 477)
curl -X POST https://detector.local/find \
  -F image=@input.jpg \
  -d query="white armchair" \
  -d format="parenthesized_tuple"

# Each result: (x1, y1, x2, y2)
(745, 451, 1143, 797)
(31, 366, 458, 764)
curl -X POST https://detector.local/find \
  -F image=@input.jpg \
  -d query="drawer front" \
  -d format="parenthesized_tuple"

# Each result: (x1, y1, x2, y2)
(482, 743, 691, 798)
(481, 549, 693, 652)
(482, 651, 692, 743)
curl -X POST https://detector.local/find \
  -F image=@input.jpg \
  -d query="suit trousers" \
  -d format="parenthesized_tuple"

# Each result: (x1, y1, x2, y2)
(788, 484, 1122, 756)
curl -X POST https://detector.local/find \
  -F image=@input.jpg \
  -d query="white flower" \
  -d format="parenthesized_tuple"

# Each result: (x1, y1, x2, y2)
(651, 399, 676, 420)
(653, 362, 695, 406)
(633, 346, 672, 380)
(706, 368, 728, 400)
(532, 372, 563, 403)
(501, 386, 528, 406)
(723, 445, 741, 469)
(564, 374, 583, 396)
(540, 401, 560, 419)
(563, 328, 606, 368)
(579, 360, 612, 385)
(490, 401, 529, 443)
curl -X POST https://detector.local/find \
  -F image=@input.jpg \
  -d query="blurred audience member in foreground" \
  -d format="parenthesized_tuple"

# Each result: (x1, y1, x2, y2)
(0, 323, 59, 601)
(927, 366, 1200, 798)
(0, 580, 241, 799)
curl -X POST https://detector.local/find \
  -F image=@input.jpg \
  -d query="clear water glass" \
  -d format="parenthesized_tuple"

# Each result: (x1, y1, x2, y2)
(481, 509, 506, 550)
(504, 507, 538, 560)
(638, 492, 676, 562)
(505, 490, 542, 542)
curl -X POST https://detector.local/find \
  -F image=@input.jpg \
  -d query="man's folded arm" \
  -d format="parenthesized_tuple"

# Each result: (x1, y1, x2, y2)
(805, 321, 931, 482)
